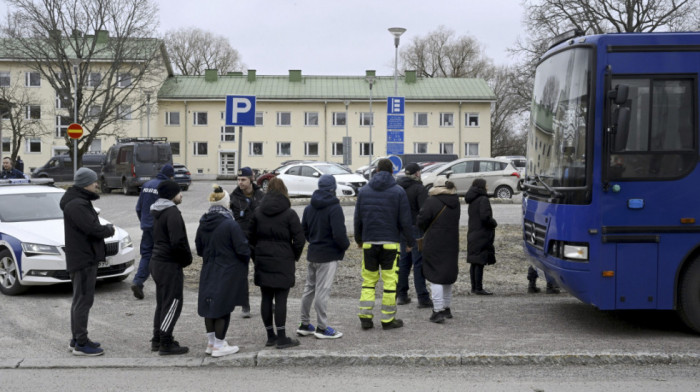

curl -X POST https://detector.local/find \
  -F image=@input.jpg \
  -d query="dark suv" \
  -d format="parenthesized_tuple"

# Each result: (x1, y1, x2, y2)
(173, 164, 191, 191)
(100, 138, 173, 195)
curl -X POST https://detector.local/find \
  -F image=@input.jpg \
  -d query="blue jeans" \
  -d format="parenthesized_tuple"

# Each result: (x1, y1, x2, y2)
(132, 228, 153, 286)
(397, 227, 429, 302)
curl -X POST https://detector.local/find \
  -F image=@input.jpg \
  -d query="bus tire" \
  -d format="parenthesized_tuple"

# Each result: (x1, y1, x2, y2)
(678, 259, 700, 334)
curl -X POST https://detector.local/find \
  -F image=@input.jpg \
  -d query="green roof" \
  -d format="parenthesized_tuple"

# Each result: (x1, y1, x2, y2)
(158, 74, 496, 101)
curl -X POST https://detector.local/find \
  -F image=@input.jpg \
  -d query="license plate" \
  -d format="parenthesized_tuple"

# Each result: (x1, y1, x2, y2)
(175, 174, 184, 177)
(98, 261, 109, 268)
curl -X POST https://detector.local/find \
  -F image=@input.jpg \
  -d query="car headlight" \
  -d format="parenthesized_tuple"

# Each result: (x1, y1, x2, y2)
(22, 243, 61, 256)
(120, 235, 133, 249)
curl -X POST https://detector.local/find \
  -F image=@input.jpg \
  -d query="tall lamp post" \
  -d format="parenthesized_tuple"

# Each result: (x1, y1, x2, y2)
(366, 76, 375, 176)
(144, 90, 153, 138)
(343, 99, 350, 166)
(388, 27, 406, 96)
(69, 58, 81, 175)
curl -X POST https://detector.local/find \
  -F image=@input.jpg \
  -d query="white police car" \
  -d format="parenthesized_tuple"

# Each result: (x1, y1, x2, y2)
(0, 179, 135, 295)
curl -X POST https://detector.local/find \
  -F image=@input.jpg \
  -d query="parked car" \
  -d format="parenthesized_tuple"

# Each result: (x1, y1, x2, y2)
(356, 154, 458, 179)
(277, 161, 367, 196)
(421, 157, 521, 199)
(0, 180, 136, 295)
(256, 165, 285, 192)
(32, 153, 106, 181)
(495, 155, 527, 177)
(100, 137, 173, 195)
(172, 164, 191, 191)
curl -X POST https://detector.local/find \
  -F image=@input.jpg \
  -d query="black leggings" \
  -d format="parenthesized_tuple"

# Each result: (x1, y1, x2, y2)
(470, 264, 485, 291)
(204, 314, 231, 340)
(260, 287, 290, 329)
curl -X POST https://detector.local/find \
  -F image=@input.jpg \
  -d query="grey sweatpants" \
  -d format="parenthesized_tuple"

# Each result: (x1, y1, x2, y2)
(299, 261, 339, 330)
(69, 264, 98, 345)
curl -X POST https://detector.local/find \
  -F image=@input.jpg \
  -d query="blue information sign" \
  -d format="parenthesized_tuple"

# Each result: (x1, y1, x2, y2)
(386, 131, 404, 142)
(387, 115, 404, 130)
(387, 97, 405, 114)
(387, 143, 404, 156)
(225, 95, 256, 126)
(387, 155, 403, 174)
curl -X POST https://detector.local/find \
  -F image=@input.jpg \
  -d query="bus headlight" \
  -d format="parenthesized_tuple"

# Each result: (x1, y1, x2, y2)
(563, 244, 588, 260)
(549, 240, 589, 262)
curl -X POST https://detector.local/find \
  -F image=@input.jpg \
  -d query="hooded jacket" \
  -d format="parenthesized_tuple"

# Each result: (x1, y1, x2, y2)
(396, 174, 428, 225)
(195, 206, 251, 318)
(150, 199, 193, 268)
(135, 172, 171, 229)
(301, 189, 350, 263)
(353, 171, 414, 246)
(417, 187, 461, 284)
(60, 186, 115, 272)
(249, 192, 305, 288)
(465, 186, 497, 265)
(230, 183, 265, 235)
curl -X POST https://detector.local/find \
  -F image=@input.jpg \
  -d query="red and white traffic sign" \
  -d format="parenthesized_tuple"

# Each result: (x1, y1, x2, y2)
(67, 123, 83, 139)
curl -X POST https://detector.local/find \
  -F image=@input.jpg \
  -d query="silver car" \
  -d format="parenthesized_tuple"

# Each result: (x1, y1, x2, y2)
(421, 157, 521, 199)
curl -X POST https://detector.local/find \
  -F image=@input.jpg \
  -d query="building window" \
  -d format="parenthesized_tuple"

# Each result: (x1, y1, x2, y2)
(465, 142, 479, 156)
(440, 143, 454, 154)
(165, 112, 180, 125)
(25, 105, 41, 120)
(414, 112, 428, 127)
(171, 142, 180, 155)
(88, 105, 101, 118)
(220, 111, 225, 120)
(466, 113, 479, 127)
(333, 112, 346, 126)
(255, 112, 264, 125)
(55, 90, 71, 109)
(332, 142, 343, 156)
(194, 142, 208, 156)
(117, 73, 131, 88)
(56, 116, 70, 138)
(440, 113, 454, 127)
(26, 138, 41, 153)
(117, 105, 132, 120)
(193, 112, 208, 125)
(220, 126, 235, 142)
(360, 112, 373, 126)
(0, 71, 10, 87)
(277, 112, 291, 126)
(249, 142, 263, 156)
(25, 72, 40, 87)
(88, 72, 101, 88)
(414, 143, 428, 153)
(304, 112, 319, 126)
(1, 138, 10, 153)
(359, 142, 374, 156)
(89, 139, 102, 152)
(277, 142, 291, 156)
(304, 142, 319, 156)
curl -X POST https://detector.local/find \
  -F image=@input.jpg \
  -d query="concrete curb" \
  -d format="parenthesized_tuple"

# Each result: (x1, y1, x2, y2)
(5, 352, 699, 369)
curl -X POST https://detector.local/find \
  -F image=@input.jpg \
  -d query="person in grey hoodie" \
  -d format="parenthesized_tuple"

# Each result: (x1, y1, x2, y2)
(296, 175, 350, 340)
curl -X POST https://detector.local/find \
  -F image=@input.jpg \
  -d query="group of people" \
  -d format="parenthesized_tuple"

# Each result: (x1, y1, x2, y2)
(60, 158, 553, 358)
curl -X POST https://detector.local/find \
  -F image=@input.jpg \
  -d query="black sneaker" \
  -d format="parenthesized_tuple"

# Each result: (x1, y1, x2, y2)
(429, 311, 445, 324)
(150, 337, 160, 352)
(265, 336, 278, 347)
(69, 338, 101, 350)
(381, 319, 404, 330)
(474, 289, 493, 295)
(417, 300, 433, 309)
(396, 296, 411, 305)
(276, 337, 300, 349)
(131, 284, 144, 300)
(159, 340, 189, 356)
(360, 318, 374, 330)
(546, 285, 561, 294)
(528, 286, 541, 294)
(441, 308, 453, 319)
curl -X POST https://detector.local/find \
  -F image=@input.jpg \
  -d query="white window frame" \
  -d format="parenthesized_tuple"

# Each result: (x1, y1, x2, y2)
(359, 142, 374, 156)
(466, 113, 480, 127)
(440, 112, 454, 127)
(332, 142, 343, 156)
(439, 142, 454, 154)
(193, 142, 208, 156)
(56, 116, 70, 138)
(25, 105, 41, 120)
(413, 142, 428, 153)
(0, 71, 10, 87)
(304, 142, 319, 156)
(255, 112, 264, 126)
(333, 112, 346, 126)
(465, 142, 479, 156)
(220, 126, 235, 142)
(304, 112, 319, 126)
(249, 142, 263, 156)
(88, 72, 101, 88)
(360, 112, 374, 126)
(117, 104, 132, 120)
(26, 138, 41, 153)
(277, 112, 291, 126)
(25, 72, 40, 87)
(165, 111, 180, 126)
(170, 142, 180, 156)
(414, 112, 428, 127)
(277, 142, 291, 156)
(193, 111, 208, 125)
(117, 73, 131, 88)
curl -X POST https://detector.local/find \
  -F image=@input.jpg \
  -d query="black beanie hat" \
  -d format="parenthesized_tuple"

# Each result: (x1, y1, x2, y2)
(157, 180, 181, 200)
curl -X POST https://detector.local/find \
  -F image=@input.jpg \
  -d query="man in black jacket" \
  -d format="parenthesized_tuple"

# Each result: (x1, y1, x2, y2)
(150, 180, 192, 355)
(60, 167, 115, 356)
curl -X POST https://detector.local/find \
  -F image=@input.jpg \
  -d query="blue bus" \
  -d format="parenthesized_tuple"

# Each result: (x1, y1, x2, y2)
(522, 30, 700, 333)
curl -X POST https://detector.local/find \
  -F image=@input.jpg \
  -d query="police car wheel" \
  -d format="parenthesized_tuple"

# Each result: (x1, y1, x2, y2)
(0, 249, 27, 296)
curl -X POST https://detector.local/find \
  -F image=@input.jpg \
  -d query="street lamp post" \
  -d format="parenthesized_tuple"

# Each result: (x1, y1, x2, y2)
(343, 99, 350, 166)
(366, 77, 375, 177)
(388, 27, 406, 96)
(69, 58, 81, 175)
(144, 90, 153, 138)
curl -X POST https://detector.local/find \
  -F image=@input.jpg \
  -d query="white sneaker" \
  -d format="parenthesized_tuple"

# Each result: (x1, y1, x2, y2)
(205, 343, 213, 355)
(211, 342, 240, 358)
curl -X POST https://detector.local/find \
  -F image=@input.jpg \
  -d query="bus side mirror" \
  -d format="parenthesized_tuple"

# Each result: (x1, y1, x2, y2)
(608, 84, 628, 105)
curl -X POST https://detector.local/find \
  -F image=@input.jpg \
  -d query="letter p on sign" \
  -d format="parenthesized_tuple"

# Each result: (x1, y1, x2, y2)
(226, 95, 256, 126)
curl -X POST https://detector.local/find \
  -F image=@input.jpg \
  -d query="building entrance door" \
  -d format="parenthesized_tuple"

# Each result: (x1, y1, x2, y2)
(220, 152, 237, 175)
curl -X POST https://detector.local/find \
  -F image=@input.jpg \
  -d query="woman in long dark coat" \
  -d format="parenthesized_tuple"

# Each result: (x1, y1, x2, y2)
(195, 185, 250, 358)
(248, 177, 305, 349)
(465, 178, 497, 295)
(417, 178, 460, 324)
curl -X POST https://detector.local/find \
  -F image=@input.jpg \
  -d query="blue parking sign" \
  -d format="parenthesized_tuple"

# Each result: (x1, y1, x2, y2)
(226, 95, 256, 126)
(387, 97, 404, 114)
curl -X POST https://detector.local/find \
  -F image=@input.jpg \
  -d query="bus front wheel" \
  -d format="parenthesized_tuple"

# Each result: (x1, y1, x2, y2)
(678, 259, 700, 334)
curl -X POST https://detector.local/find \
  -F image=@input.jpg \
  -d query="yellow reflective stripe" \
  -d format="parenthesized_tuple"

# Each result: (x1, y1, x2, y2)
(362, 243, 372, 249)
(382, 243, 400, 250)
(381, 305, 396, 313)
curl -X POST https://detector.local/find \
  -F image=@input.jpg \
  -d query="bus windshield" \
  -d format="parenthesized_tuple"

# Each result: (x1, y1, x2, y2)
(528, 47, 591, 194)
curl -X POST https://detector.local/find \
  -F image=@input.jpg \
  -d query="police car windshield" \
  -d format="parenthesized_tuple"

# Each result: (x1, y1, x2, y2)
(0, 193, 64, 222)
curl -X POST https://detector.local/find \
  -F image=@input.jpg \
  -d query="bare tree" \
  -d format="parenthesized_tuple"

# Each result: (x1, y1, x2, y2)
(0, 77, 50, 162)
(1, 0, 164, 165)
(488, 66, 528, 156)
(165, 27, 244, 75)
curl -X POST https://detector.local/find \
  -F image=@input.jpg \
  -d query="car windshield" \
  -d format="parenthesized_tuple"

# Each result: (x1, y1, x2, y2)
(315, 164, 351, 175)
(0, 192, 64, 222)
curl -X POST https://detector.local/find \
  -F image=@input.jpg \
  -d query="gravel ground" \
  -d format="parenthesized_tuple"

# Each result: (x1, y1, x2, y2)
(184, 224, 536, 298)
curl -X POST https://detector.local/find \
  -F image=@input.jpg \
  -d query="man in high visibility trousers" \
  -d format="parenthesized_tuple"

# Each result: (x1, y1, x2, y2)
(354, 158, 415, 330)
